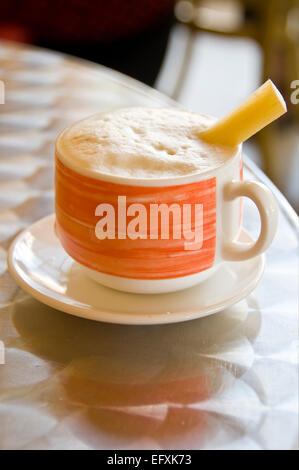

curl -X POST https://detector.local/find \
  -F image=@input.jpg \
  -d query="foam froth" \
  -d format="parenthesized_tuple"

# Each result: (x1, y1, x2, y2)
(57, 108, 237, 179)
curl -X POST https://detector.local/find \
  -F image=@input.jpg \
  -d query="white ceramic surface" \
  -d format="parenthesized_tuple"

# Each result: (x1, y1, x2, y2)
(8, 214, 265, 325)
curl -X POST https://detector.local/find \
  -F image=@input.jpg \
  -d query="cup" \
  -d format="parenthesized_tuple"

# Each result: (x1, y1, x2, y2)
(55, 123, 278, 294)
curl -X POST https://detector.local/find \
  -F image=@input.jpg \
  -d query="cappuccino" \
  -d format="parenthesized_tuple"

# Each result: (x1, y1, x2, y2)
(56, 108, 237, 179)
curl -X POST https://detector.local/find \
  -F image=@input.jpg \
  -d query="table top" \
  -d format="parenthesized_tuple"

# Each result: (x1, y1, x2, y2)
(0, 40, 298, 450)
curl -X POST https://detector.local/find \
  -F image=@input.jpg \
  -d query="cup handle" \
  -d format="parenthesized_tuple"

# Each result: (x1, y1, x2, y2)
(222, 180, 279, 261)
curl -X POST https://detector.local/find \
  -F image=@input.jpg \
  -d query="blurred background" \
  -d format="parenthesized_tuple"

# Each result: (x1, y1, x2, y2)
(0, 0, 298, 210)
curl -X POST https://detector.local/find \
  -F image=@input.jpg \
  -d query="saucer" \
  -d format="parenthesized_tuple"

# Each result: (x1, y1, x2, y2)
(8, 214, 265, 325)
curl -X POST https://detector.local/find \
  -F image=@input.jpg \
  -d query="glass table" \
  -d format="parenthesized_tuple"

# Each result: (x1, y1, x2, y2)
(0, 40, 298, 450)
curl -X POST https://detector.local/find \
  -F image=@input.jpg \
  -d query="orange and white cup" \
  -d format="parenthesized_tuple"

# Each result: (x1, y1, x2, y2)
(55, 138, 278, 294)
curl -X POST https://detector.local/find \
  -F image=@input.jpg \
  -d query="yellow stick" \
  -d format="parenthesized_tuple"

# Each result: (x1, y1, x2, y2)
(200, 80, 287, 146)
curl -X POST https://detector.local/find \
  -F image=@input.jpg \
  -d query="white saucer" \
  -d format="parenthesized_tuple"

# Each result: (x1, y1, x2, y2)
(8, 214, 265, 325)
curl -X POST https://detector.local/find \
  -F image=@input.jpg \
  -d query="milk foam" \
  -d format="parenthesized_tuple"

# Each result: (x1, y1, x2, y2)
(57, 108, 237, 179)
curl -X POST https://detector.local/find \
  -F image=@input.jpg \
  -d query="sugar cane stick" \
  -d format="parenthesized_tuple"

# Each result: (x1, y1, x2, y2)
(200, 80, 287, 146)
